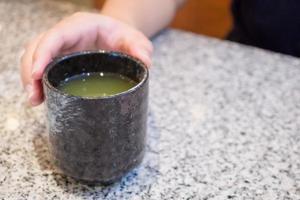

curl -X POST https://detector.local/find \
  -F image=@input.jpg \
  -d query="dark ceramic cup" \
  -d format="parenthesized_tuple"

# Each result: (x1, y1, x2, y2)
(42, 51, 148, 184)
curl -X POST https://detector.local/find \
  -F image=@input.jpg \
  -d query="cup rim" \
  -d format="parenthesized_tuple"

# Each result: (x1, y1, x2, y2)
(42, 50, 149, 100)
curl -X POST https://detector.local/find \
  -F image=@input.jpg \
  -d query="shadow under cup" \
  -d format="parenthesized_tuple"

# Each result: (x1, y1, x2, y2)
(42, 51, 149, 184)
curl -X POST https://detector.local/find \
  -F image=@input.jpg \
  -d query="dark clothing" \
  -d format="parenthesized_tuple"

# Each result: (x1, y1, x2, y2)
(229, 0, 300, 57)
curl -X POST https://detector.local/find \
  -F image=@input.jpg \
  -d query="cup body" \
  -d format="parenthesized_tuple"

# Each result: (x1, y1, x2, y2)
(42, 51, 148, 184)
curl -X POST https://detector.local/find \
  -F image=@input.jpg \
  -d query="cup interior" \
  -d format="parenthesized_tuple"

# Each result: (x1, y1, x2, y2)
(44, 51, 147, 90)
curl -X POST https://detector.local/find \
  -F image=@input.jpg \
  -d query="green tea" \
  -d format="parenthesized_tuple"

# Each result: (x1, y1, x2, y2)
(58, 72, 137, 97)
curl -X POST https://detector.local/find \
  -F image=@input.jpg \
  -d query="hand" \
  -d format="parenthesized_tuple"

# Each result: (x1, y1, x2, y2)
(20, 12, 153, 106)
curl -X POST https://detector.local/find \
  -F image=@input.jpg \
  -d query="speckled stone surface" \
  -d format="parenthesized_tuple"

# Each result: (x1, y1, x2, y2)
(1, 0, 300, 199)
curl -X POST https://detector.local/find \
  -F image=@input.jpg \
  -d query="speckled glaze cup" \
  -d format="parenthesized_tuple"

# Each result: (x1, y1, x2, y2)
(42, 51, 148, 184)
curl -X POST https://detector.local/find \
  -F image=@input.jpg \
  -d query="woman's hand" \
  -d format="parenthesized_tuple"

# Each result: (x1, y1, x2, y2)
(20, 12, 153, 106)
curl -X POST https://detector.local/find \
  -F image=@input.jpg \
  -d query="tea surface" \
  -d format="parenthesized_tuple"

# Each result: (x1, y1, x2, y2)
(58, 72, 137, 97)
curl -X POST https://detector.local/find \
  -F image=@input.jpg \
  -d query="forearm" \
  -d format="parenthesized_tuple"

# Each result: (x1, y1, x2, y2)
(101, 0, 185, 37)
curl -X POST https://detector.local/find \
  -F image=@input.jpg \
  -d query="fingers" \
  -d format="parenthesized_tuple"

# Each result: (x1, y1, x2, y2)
(20, 12, 98, 106)
(96, 19, 153, 67)
(27, 28, 77, 106)
(21, 30, 63, 106)
(129, 45, 152, 67)
(114, 30, 153, 67)
(31, 80, 44, 106)
(31, 13, 92, 80)
(20, 12, 153, 107)
(21, 26, 74, 105)
(24, 80, 44, 106)
(20, 33, 45, 106)
(31, 29, 64, 80)
(126, 37, 153, 67)
(20, 33, 44, 87)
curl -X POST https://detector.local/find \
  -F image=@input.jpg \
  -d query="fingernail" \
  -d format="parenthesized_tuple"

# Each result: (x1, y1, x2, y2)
(25, 84, 34, 103)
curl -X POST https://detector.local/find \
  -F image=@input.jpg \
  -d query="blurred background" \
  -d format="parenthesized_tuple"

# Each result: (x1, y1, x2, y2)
(66, 0, 232, 39)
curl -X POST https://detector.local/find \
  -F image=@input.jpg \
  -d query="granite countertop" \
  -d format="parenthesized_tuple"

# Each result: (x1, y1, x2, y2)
(1, 0, 300, 199)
